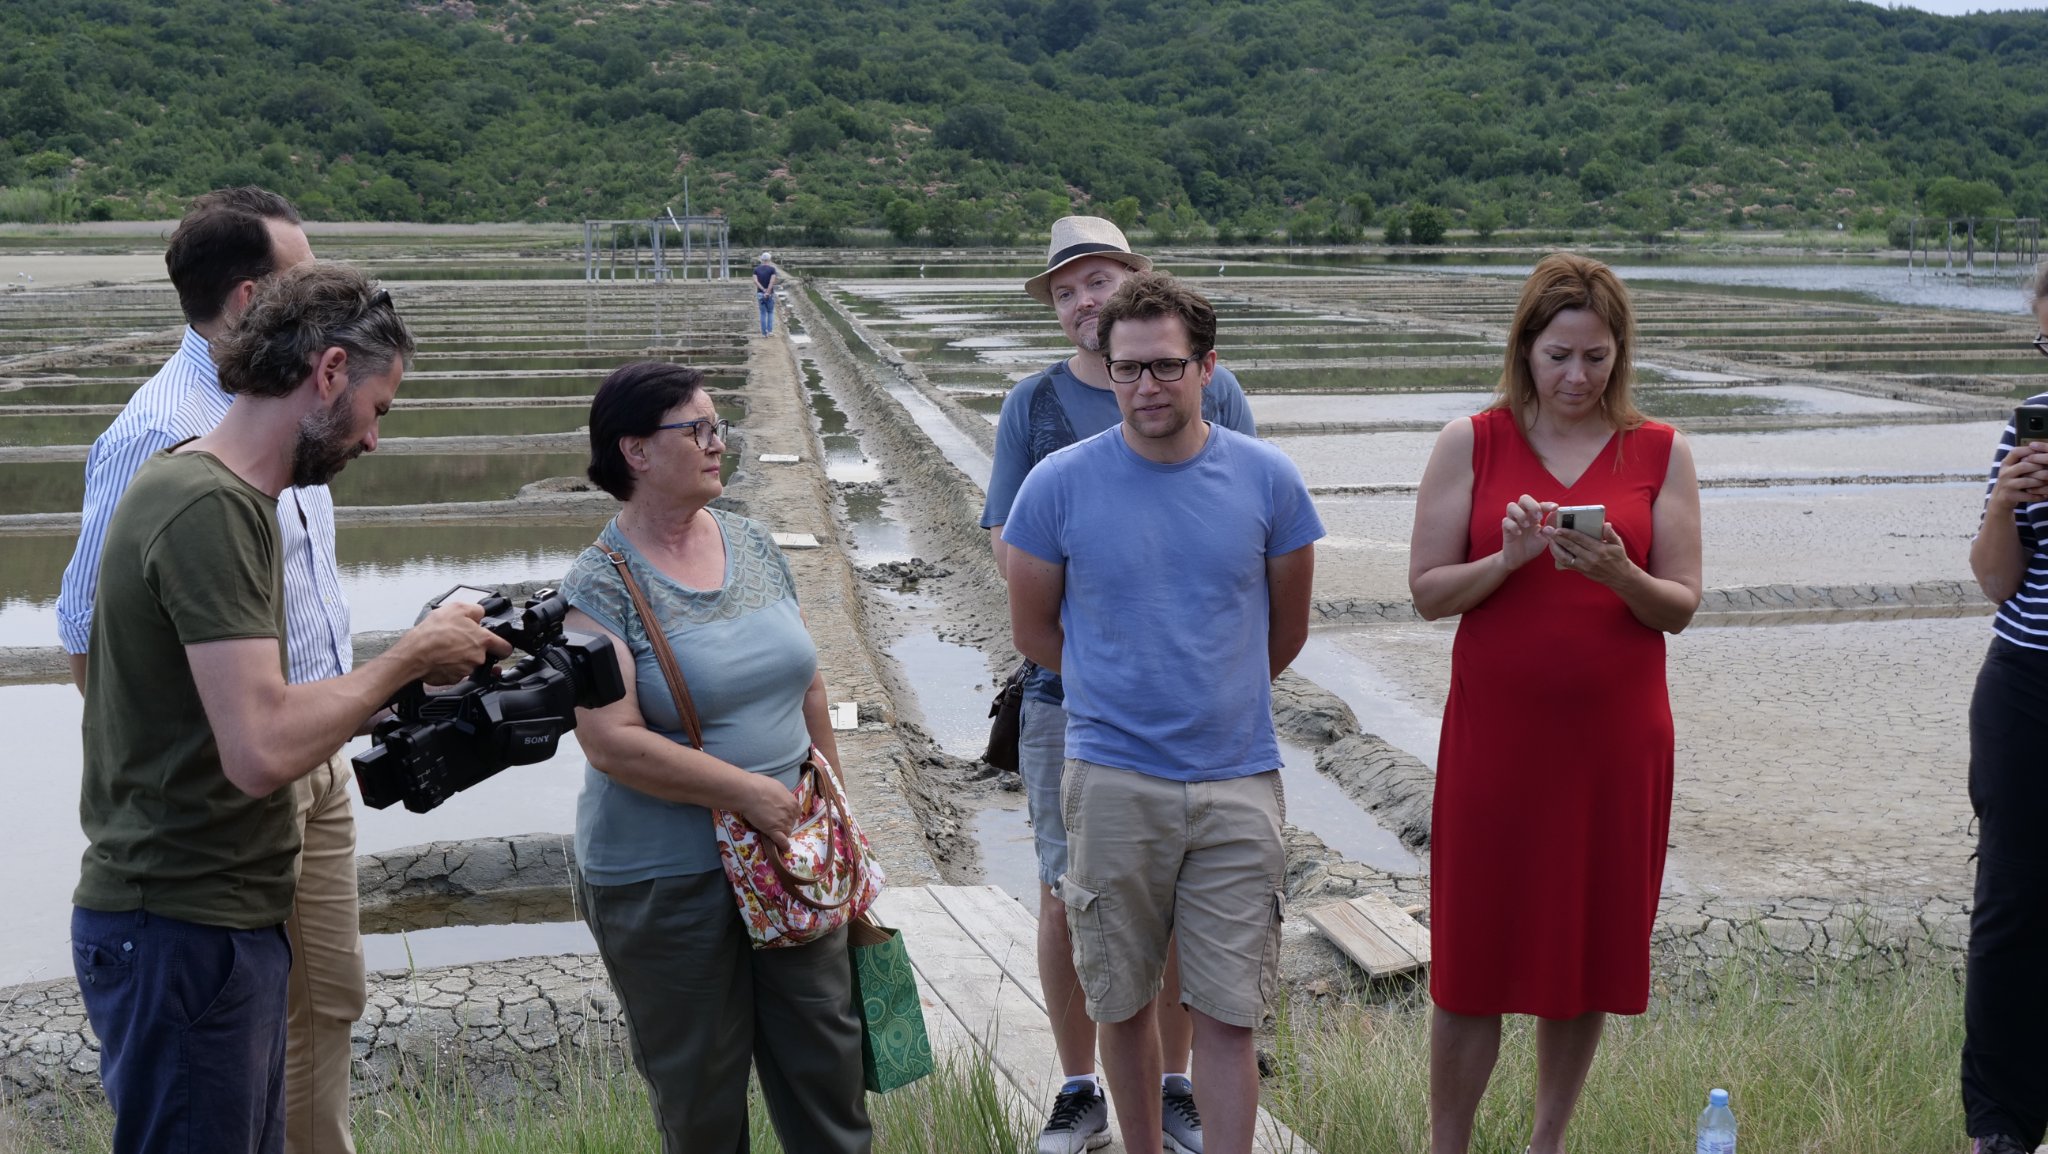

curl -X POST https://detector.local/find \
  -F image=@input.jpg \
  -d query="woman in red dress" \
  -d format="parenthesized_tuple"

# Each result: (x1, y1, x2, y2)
(1407, 253, 1703, 1154)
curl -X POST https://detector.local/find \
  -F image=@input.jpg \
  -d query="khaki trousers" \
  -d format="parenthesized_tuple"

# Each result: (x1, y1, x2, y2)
(285, 752, 367, 1154)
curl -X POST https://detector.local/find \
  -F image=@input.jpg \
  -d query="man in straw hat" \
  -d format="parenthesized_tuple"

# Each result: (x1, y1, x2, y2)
(982, 216, 1256, 1154)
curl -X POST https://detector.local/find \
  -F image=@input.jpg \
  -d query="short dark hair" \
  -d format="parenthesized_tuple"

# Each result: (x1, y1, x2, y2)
(165, 187, 303, 325)
(213, 262, 414, 399)
(587, 362, 709, 501)
(1095, 271, 1217, 360)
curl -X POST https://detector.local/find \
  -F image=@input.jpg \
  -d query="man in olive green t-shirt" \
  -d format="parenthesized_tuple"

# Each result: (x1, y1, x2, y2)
(71, 262, 508, 1154)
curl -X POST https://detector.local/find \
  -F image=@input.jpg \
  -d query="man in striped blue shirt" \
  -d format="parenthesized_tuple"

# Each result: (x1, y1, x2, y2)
(55, 188, 364, 1154)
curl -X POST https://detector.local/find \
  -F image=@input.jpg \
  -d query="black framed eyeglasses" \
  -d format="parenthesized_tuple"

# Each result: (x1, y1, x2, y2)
(2033, 333, 2048, 358)
(653, 417, 731, 450)
(1105, 356, 1199, 384)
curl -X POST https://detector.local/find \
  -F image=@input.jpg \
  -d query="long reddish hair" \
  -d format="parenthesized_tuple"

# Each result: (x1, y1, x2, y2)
(1488, 252, 1644, 433)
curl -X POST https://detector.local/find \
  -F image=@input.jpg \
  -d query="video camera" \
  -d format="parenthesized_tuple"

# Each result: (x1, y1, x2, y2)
(353, 585, 626, 813)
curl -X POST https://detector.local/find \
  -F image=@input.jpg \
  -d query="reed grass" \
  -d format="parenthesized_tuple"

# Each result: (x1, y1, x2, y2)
(1266, 941, 1966, 1154)
(3, 1049, 1028, 1154)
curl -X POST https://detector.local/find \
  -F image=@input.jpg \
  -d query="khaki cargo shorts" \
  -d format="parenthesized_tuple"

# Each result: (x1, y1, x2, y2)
(1056, 758, 1287, 1029)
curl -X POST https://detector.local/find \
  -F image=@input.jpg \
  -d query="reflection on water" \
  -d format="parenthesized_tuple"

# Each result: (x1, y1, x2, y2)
(0, 534, 72, 645)
(970, 803, 1042, 904)
(884, 626, 996, 760)
(841, 490, 912, 562)
(1291, 636, 1444, 769)
(375, 408, 591, 439)
(0, 521, 618, 647)
(362, 921, 595, 973)
(0, 461, 87, 515)
(0, 413, 115, 445)
(0, 684, 87, 986)
(1437, 261, 2036, 315)
(335, 523, 611, 631)
(1279, 741, 1421, 874)
(326, 452, 590, 507)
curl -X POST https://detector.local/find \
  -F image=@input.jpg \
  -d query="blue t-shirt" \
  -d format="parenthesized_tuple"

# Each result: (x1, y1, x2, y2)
(561, 511, 816, 883)
(1002, 425, 1323, 782)
(753, 263, 776, 292)
(981, 358, 1257, 704)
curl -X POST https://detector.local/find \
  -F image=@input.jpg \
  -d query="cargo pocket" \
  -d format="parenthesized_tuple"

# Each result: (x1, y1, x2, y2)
(1056, 875, 1114, 1009)
(1259, 887, 1286, 1010)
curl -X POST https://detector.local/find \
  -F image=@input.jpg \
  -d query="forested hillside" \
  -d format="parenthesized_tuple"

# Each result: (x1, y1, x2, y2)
(2, 0, 2045, 241)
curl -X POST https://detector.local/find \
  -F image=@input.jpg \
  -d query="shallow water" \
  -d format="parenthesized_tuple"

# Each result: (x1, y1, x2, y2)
(0, 682, 582, 989)
(1434, 261, 2039, 316)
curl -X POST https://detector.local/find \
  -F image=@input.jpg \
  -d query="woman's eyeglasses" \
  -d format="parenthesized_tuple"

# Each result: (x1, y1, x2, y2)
(2033, 333, 2048, 358)
(654, 418, 731, 450)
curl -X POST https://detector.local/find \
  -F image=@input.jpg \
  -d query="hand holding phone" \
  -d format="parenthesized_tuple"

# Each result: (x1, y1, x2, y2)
(1997, 408, 2048, 509)
(1547, 504, 1606, 570)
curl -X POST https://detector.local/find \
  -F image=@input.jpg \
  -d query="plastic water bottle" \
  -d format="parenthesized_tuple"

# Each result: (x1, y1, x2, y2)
(1695, 1088, 1736, 1154)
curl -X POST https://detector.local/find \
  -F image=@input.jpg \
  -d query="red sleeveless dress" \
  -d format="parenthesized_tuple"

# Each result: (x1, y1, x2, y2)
(1428, 408, 1676, 1018)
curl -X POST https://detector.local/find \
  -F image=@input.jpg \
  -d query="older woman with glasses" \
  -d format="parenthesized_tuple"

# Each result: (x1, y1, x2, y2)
(1960, 262, 2048, 1154)
(558, 361, 871, 1153)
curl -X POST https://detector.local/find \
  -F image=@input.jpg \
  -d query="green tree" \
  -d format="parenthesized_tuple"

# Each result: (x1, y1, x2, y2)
(926, 195, 972, 245)
(1148, 202, 1206, 245)
(358, 176, 418, 221)
(1407, 204, 1446, 245)
(1382, 209, 1407, 245)
(1105, 196, 1141, 232)
(883, 198, 924, 243)
(1469, 203, 1505, 241)
(783, 109, 844, 155)
(9, 69, 71, 138)
(686, 108, 756, 158)
(1923, 177, 2009, 219)
(934, 105, 1017, 162)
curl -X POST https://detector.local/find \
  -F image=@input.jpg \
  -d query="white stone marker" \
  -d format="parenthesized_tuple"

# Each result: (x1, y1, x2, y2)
(829, 702, 859, 730)
(771, 532, 821, 550)
(758, 453, 801, 464)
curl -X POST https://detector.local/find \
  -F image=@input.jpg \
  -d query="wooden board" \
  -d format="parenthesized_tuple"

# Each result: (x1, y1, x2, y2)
(1355, 892, 1431, 967)
(884, 886, 1319, 1154)
(1305, 893, 1430, 978)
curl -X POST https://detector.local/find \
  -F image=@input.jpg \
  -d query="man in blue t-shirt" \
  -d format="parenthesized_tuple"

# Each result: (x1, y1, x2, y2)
(983, 216, 1256, 1154)
(1005, 272, 1322, 1154)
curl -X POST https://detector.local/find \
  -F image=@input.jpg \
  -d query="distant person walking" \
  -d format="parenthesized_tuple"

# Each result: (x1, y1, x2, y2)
(1959, 261, 2048, 1154)
(1407, 253, 1701, 1154)
(1006, 272, 1321, 1154)
(985, 216, 1257, 1154)
(56, 188, 370, 1154)
(753, 251, 779, 335)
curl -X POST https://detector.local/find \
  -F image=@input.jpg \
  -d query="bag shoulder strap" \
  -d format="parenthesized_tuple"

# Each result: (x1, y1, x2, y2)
(600, 544, 705, 750)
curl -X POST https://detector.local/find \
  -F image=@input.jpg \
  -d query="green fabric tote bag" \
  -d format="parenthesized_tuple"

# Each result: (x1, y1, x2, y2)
(850, 916, 934, 1093)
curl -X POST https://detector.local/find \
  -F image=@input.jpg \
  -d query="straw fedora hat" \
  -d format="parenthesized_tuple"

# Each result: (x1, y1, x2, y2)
(1023, 216, 1152, 305)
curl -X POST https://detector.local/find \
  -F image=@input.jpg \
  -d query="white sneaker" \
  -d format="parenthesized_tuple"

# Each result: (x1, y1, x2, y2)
(1037, 1080, 1111, 1154)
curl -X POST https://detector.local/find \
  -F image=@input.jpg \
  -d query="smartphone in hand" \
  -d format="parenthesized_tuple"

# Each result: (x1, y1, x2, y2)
(1549, 504, 1605, 570)
(2015, 405, 2048, 449)
(1550, 504, 1605, 539)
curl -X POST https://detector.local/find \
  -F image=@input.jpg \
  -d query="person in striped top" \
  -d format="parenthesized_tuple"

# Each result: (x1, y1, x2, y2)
(1960, 260, 2048, 1154)
(54, 188, 363, 1154)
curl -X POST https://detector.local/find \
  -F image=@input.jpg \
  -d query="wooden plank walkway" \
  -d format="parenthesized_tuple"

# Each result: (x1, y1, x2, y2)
(873, 885, 1319, 1154)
